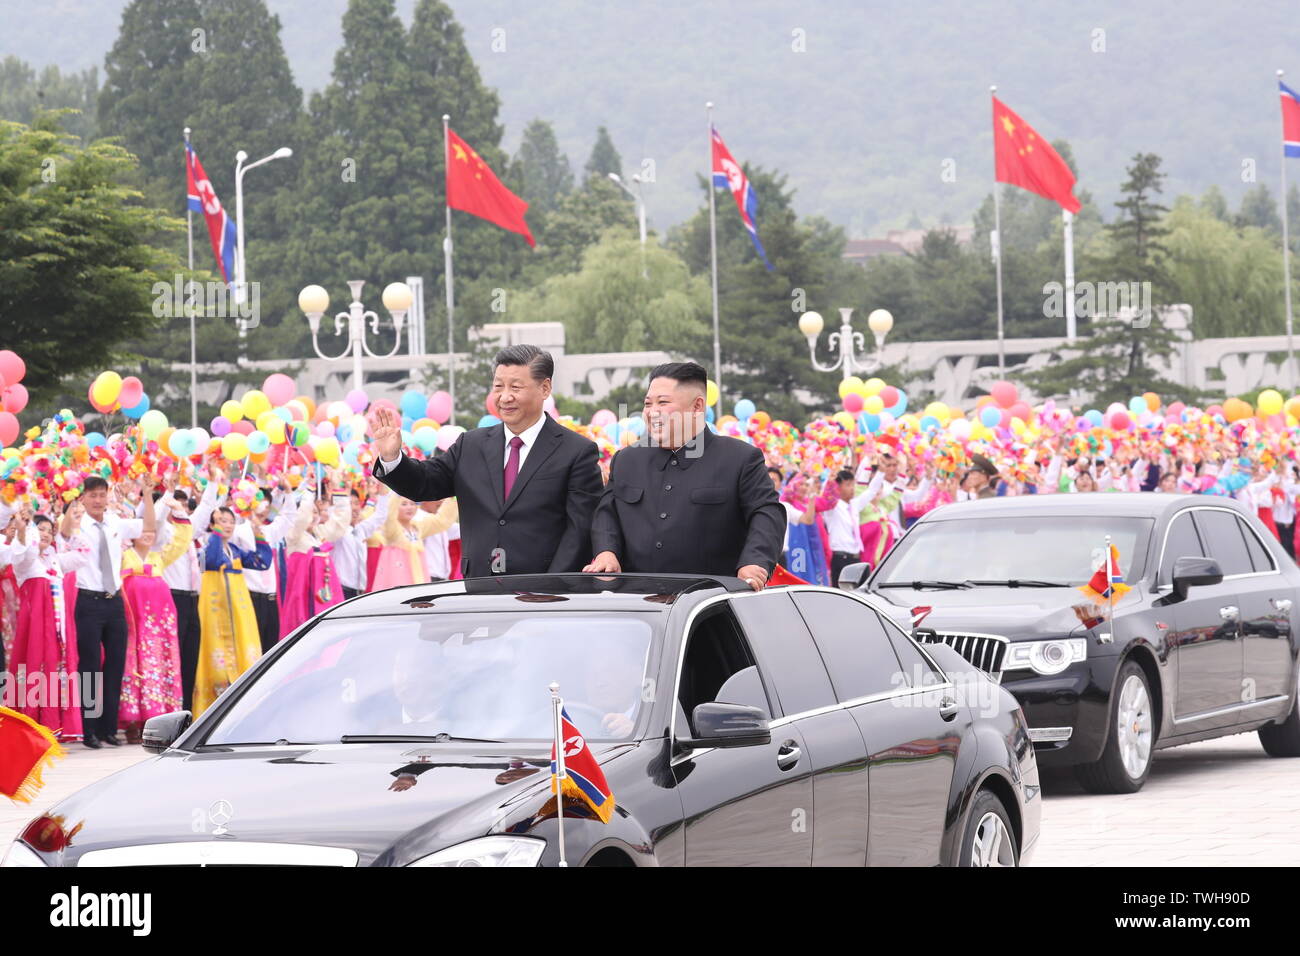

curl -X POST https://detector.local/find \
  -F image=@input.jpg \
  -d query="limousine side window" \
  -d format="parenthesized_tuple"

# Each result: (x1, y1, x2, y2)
(1159, 511, 1205, 588)
(678, 606, 770, 736)
(1192, 509, 1253, 577)
(1239, 518, 1277, 573)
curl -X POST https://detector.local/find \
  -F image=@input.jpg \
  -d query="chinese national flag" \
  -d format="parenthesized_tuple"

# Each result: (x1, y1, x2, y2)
(445, 127, 535, 247)
(992, 97, 1081, 214)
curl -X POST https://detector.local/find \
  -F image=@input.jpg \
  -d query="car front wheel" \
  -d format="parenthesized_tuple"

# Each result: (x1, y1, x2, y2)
(1075, 660, 1153, 794)
(959, 790, 1018, 867)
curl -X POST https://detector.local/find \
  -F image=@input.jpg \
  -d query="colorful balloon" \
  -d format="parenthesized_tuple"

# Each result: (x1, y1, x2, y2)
(262, 373, 297, 407)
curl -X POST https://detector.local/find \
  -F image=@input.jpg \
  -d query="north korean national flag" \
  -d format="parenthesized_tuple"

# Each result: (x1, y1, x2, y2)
(186, 142, 238, 283)
(711, 126, 773, 270)
(1281, 80, 1300, 158)
(550, 707, 615, 823)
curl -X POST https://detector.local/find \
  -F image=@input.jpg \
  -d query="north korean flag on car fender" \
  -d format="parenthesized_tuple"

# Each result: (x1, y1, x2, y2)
(550, 708, 615, 823)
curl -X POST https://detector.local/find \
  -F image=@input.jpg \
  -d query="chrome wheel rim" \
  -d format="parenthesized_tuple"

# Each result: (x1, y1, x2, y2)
(1116, 673, 1153, 780)
(970, 811, 1015, 867)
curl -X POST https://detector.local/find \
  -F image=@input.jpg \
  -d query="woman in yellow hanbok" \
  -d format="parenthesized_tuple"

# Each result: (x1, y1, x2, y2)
(193, 507, 272, 716)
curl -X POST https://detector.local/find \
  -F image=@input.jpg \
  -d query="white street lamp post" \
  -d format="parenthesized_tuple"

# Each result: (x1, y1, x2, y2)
(299, 280, 414, 392)
(608, 172, 648, 279)
(799, 307, 894, 380)
(234, 146, 293, 359)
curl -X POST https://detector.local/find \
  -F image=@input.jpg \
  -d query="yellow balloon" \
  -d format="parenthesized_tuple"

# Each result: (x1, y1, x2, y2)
(924, 401, 950, 423)
(838, 377, 864, 399)
(241, 389, 272, 420)
(706, 380, 720, 408)
(315, 438, 341, 467)
(832, 411, 856, 431)
(862, 377, 885, 397)
(221, 433, 249, 461)
(221, 400, 245, 423)
(1257, 389, 1284, 417)
(863, 395, 885, 415)
(92, 371, 122, 407)
(262, 419, 286, 445)
(255, 411, 280, 433)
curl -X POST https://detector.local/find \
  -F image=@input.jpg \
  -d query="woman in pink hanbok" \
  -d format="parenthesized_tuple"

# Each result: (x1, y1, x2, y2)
(10, 511, 87, 740)
(369, 494, 459, 590)
(279, 485, 351, 638)
(119, 493, 193, 736)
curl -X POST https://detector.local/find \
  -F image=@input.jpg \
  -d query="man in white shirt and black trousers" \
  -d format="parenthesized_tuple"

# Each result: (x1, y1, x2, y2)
(368, 345, 603, 576)
(72, 477, 142, 748)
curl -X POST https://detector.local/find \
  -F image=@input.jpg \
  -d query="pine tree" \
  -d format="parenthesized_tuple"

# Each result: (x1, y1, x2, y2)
(584, 125, 621, 180)
(510, 118, 573, 215)
(0, 56, 99, 144)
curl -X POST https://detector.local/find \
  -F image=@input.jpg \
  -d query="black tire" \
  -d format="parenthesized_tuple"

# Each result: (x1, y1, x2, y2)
(1258, 666, 1300, 757)
(1075, 659, 1154, 794)
(958, 790, 1018, 867)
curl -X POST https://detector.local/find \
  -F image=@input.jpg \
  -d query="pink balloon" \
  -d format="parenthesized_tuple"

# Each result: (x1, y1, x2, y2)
(346, 389, 369, 413)
(2, 383, 28, 414)
(843, 393, 864, 414)
(0, 411, 18, 447)
(371, 398, 399, 417)
(1205, 404, 1224, 417)
(879, 386, 899, 407)
(211, 416, 232, 437)
(436, 428, 459, 451)
(316, 421, 336, 438)
(990, 381, 1018, 409)
(263, 373, 297, 407)
(0, 351, 24, 386)
(486, 393, 499, 418)
(1008, 401, 1032, 422)
(426, 391, 453, 425)
(231, 420, 255, 436)
(592, 409, 617, 428)
(543, 395, 558, 419)
(1111, 410, 1132, 430)
(1167, 401, 1186, 418)
(118, 376, 144, 409)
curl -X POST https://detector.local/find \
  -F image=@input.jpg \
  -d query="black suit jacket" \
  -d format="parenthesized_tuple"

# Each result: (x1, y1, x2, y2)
(372, 416, 602, 577)
(590, 427, 785, 577)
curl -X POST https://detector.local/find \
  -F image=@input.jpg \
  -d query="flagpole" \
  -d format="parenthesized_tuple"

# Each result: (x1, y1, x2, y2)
(549, 681, 568, 867)
(707, 101, 722, 421)
(184, 127, 198, 430)
(1104, 534, 1115, 645)
(443, 114, 457, 424)
(1063, 210, 1077, 343)
(1280, 70, 1297, 393)
(990, 86, 1006, 375)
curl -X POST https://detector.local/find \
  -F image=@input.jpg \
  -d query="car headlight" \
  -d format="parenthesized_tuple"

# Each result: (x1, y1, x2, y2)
(1, 841, 48, 867)
(1003, 638, 1087, 676)
(406, 836, 545, 867)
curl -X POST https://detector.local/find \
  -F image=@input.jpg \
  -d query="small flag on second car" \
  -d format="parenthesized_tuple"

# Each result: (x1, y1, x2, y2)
(550, 707, 615, 824)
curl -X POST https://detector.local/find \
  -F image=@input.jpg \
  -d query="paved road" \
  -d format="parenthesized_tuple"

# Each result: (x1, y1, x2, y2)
(4, 732, 1298, 864)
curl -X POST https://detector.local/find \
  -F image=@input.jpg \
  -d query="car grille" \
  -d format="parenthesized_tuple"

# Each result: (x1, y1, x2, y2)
(914, 631, 1008, 679)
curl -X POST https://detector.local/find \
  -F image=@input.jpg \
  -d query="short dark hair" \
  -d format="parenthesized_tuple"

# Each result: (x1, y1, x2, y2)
(649, 361, 708, 391)
(82, 476, 109, 494)
(836, 469, 855, 483)
(766, 466, 783, 481)
(494, 344, 553, 382)
(211, 506, 235, 526)
(33, 515, 53, 529)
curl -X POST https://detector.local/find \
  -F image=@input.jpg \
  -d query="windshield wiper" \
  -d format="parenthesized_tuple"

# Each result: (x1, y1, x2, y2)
(877, 580, 973, 590)
(963, 579, 1072, 588)
(340, 733, 501, 744)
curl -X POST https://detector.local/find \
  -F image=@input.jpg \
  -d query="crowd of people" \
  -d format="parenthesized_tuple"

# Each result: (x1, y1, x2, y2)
(0, 461, 460, 747)
(4, 341, 1299, 751)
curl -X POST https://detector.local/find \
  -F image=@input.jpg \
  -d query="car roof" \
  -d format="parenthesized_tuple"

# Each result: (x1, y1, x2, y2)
(321, 573, 747, 617)
(917, 492, 1248, 521)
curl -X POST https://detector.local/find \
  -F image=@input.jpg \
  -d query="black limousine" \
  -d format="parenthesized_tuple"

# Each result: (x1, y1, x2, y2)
(851, 493, 1300, 794)
(3, 574, 1039, 867)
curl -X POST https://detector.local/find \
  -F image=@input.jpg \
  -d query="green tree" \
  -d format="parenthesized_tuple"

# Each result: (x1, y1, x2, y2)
(509, 233, 710, 355)
(0, 117, 184, 419)
(0, 57, 99, 144)
(510, 118, 573, 216)
(584, 124, 621, 180)
(1200, 184, 1231, 222)
(1236, 183, 1281, 234)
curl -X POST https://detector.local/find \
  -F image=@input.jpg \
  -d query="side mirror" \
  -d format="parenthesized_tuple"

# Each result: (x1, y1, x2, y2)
(837, 561, 871, 591)
(1172, 556, 1223, 598)
(142, 711, 193, 754)
(679, 702, 771, 749)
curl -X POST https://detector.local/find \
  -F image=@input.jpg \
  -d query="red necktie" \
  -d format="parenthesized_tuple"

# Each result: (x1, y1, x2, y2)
(503, 436, 524, 500)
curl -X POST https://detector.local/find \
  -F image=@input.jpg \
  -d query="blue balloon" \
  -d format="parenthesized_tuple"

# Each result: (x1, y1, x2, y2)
(734, 399, 756, 420)
(273, 406, 293, 422)
(980, 406, 1001, 428)
(860, 412, 882, 434)
(920, 415, 940, 432)
(886, 392, 908, 417)
(705, 407, 715, 423)
(1128, 396, 1146, 415)
(706, 422, 718, 434)
(412, 427, 438, 453)
(400, 389, 427, 419)
(401, 415, 415, 431)
(627, 416, 646, 437)
(85, 431, 107, 448)
(478, 414, 501, 428)
(1084, 409, 1104, 427)
(122, 394, 150, 419)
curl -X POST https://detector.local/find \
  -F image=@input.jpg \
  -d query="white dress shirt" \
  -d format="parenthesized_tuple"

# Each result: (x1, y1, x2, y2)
(335, 494, 391, 592)
(162, 482, 222, 593)
(824, 490, 872, 554)
(377, 414, 549, 476)
(76, 511, 144, 593)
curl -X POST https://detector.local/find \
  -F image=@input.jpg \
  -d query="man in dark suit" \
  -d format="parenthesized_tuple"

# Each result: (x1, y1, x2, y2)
(368, 345, 602, 576)
(584, 362, 785, 589)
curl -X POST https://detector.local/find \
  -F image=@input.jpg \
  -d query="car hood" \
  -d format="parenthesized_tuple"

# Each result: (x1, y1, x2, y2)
(868, 585, 1111, 641)
(36, 741, 633, 867)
